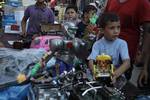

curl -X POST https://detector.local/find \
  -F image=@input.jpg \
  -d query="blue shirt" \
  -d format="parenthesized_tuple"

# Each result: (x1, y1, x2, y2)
(87, 37, 130, 67)
(24, 5, 55, 34)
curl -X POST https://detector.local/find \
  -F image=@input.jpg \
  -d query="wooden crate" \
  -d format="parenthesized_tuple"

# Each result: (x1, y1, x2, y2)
(41, 23, 62, 32)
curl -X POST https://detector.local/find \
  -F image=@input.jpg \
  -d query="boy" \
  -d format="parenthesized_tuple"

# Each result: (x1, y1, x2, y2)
(88, 12, 130, 84)
(64, 5, 80, 25)
(76, 5, 99, 51)
(76, 4, 97, 38)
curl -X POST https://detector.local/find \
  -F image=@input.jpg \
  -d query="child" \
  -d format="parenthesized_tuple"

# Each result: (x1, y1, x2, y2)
(64, 5, 80, 25)
(76, 4, 97, 38)
(87, 12, 130, 84)
(62, 5, 80, 38)
(75, 4, 99, 51)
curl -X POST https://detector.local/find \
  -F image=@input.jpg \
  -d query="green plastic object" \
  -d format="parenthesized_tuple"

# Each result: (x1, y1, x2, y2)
(31, 62, 41, 77)
(90, 15, 98, 25)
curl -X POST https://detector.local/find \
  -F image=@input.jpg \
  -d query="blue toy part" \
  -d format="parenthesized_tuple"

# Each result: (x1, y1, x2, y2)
(136, 95, 150, 100)
(52, 59, 73, 77)
(0, 84, 31, 100)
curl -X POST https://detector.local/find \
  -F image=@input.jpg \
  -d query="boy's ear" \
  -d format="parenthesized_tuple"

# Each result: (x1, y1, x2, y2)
(99, 28, 104, 34)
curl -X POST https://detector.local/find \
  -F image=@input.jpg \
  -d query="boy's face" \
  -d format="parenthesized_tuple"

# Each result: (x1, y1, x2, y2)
(104, 21, 120, 41)
(88, 10, 96, 19)
(65, 8, 77, 20)
(84, 10, 96, 22)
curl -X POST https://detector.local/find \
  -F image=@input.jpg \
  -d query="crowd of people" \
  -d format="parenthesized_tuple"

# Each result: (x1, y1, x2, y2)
(13, 0, 150, 94)
(20, 0, 150, 90)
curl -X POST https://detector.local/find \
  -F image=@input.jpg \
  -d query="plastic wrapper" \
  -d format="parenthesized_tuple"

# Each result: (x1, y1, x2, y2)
(0, 48, 46, 88)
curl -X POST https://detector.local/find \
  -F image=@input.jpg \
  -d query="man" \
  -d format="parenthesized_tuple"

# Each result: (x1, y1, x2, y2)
(138, 23, 150, 89)
(105, 0, 150, 80)
(21, 0, 55, 38)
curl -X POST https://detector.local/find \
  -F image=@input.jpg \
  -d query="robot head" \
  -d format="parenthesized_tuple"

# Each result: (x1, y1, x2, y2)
(63, 21, 78, 39)
(96, 54, 112, 67)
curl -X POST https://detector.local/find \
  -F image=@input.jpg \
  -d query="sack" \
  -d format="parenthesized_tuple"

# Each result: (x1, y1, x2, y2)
(0, 84, 31, 100)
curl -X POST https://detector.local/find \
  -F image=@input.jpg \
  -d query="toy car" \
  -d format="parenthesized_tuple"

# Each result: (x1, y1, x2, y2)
(93, 53, 114, 78)
(30, 35, 63, 51)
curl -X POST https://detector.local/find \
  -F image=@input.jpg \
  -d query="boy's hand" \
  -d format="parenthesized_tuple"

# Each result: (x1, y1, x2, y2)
(111, 70, 120, 84)
(111, 74, 117, 84)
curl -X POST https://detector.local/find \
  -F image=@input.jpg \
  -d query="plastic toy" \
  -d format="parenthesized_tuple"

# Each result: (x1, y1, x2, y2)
(30, 35, 63, 51)
(93, 53, 114, 79)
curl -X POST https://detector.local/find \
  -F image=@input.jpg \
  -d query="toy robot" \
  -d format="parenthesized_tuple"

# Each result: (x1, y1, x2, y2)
(93, 54, 114, 86)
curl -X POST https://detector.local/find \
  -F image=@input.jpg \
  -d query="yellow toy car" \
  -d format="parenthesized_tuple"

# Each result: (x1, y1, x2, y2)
(93, 54, 114, 79)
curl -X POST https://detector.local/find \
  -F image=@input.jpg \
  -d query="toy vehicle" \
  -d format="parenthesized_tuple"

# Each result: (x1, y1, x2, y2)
(30, 35, 63, 51)
(30, 24, 64, 51)
(93, 54, 114, 79)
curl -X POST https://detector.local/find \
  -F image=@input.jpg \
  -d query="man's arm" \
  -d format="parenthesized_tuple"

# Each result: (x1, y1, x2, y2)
(138, 22, 150, 86)
(142, 22, 150, 58)
(21, 16, 28, 36)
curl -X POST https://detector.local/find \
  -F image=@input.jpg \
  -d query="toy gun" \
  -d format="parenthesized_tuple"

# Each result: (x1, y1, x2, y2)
(17, 51, 54, 83)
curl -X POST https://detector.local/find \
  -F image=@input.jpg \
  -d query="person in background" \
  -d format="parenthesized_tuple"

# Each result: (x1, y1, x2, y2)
(138, 25, 150, 90)
(21, 0, 55, 39)
(64, 4, 80, 25)
(88, 12, 130, 84)
(104, 0, 150, 80)
(75, 5, 99, 51)
(50, 0, 57, 12)
(89, 0, 102, 17)
(75, 5, 97, 38)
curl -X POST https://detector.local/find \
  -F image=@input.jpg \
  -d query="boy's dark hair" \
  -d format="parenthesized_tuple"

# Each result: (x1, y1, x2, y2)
(82, 5, 97, 17)
(97, 12, 120, 28)
(65, 5, 78, 13)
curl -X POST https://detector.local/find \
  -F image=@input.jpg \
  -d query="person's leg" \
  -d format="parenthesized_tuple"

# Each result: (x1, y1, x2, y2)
(129, 65, 143, 87)
(137, 64, 150, 93)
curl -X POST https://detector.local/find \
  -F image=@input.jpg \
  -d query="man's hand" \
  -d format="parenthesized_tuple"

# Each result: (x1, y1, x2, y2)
(138, 69, 148, 87)
(138, 22, 150, 87)
(20, 32, 27, 37)
(134, 50, 143, 67)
